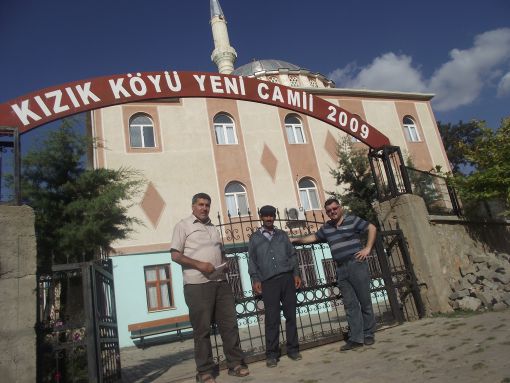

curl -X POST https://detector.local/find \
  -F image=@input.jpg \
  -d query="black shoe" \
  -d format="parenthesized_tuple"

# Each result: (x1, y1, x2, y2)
(266, 358, 278, 368)
(364, 337, 375, 346)
(288, 352, 302, 361)
(340, 341, 364, 351)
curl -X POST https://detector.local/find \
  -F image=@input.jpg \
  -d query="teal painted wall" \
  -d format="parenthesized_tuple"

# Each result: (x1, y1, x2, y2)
(112, 252, 187, 348)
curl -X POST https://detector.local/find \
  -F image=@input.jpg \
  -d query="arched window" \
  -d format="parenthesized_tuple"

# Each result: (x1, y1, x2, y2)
(403, 116, 421, 142)
(214, 113, 238, 145)
(225, 182, 249, 216)
(129, 114, 155, 148)
(298, 178, 320, 210)
(285, 115, 306, 144)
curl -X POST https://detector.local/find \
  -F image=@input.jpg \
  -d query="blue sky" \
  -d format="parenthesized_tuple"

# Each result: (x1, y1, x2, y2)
(0, 0, 509, 129)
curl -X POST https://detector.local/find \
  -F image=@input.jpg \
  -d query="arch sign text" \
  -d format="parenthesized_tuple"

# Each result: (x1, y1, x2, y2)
(0, 71, 390, 148)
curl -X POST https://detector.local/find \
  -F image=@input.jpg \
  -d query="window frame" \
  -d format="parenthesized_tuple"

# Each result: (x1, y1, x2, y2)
(298, 178, 320, 210)
(129, 113, 156, 148)
(224, 182, 249, 216)
(213, 113, 238, 145)
(144, 264, 174, 312)
(285, 115, 306, 144)
(403, 116, 421, 143)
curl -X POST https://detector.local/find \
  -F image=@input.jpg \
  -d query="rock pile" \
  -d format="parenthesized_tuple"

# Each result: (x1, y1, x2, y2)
(448, 251, 510, 311)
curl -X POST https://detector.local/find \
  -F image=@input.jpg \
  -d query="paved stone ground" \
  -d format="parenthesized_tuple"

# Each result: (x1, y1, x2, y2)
(120, 308, 510, 383)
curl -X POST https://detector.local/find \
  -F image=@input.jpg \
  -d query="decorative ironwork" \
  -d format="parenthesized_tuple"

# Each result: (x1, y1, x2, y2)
(368, 145, 412, 201)
(211, 214, 423, 364)
(36, 260, 121, 383)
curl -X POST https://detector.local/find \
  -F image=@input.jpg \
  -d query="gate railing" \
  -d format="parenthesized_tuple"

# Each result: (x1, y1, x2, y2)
(211, 213, 424, 364)
(36, 260, 121, 383)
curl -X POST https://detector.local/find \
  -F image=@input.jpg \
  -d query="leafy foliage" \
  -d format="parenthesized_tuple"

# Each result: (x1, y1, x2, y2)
(452, 117, 510, 216)
(328, 137, 378, 224)
(21, 117, 145, 271)
(437, 120, 484, 174)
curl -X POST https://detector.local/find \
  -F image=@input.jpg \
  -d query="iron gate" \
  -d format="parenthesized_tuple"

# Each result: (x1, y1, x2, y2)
(211, 213, 424, 364)
(36, 260, 121, 383)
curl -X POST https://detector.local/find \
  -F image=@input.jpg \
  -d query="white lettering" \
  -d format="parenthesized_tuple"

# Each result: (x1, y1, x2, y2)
(361, 124, 369, 139)
(193, 74, 207, 91)
(45, 90, 70, 113)
(272, 86, 284, 103)
(239, 76, 246, 95)
(327, 106, 336, 122)
(34, 96, 51, 117)
(287, 90, 301, 107)
(309, 94, 313, 112)
(109, 78, 131, 99)
(257, 83, 269, 99)
(147, 75, 162, 93)
(338, 111, 347, 127)
(164, 71, 182, 91)
(210, 76, 224, 93)
(65, 87, 81, 108)
(129, 75, 147, 96)
(11, 100, 42, 126)
(350, 117, 359, 133)
(74, 82, 100, 105)
(303, 92, 307, 110)
(224, 77, 239, 95)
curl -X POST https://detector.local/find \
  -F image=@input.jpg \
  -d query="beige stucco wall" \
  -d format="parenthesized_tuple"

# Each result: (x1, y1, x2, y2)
(93, 92, 450, 255)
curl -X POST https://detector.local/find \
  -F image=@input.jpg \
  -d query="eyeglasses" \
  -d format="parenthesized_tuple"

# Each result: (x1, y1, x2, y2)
(325, 205, 341, 215)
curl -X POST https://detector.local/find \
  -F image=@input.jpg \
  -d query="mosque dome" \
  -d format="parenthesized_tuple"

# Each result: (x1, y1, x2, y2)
(232, 59, 335, 89)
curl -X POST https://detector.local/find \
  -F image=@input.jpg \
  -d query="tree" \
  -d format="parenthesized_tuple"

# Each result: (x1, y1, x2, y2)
(20, 117, 145, 271)
(437, 120, 484, 174)
(328, 137, 378, 224)
(452, 117, 510, 216)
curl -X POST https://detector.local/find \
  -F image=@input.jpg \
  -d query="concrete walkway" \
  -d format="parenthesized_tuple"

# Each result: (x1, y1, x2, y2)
(120, 308, 510, 383)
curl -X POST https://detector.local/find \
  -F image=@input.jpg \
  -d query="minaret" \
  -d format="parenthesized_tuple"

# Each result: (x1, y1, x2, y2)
(210, 0, 237, 74)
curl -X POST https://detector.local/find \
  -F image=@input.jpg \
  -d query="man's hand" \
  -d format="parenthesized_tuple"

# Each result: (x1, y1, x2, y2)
(252, 281, 262, 295)
(294, 275, 302, 289)
(355, 247, 371, 261)
(198, 261, 215, 274)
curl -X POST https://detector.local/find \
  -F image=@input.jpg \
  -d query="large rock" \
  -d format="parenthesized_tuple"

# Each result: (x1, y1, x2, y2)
(458, 296, 482, 311)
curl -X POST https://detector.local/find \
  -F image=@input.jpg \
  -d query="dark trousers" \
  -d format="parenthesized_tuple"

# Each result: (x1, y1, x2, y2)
(183, 281, 245, 374)
(336, 259, 376, 344)
(261, 272, 299, 359)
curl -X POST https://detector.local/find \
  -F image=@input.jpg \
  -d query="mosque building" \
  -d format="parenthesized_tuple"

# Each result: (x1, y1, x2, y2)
(93, 0, 450, 347)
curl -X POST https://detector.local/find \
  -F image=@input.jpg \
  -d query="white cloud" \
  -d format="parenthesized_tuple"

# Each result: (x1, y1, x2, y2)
(497, 72, 510, 96)
(328, 28, 510, 111)
(329, 53, 426, 92)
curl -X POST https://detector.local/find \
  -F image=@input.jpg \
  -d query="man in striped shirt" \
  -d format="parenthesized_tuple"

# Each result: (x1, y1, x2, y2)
(291, 198, 377, 351)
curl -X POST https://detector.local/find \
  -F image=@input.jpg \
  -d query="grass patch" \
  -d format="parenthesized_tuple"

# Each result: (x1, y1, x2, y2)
(446, 345, 457, 351)
(500, 341, 510, 346)
(299, 380, 319, 383)
(322, 360, 331, 364)
(473, 324, 485, 330)
(447, 322, 467, 330)
(500, 378, 510, 383)
(493, 324, 505, 330)
(487, 336, 496, 341)
(405, 344, 418, 349)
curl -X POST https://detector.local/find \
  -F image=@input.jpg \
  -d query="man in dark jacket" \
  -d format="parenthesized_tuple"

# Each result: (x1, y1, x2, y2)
(248, 205, 302, 368)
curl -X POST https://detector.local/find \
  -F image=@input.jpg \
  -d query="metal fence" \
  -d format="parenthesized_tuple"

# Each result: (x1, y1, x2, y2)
(210, 212, 423, 364)
(36, 260, 121, 383)
(405, 166, 462, 216)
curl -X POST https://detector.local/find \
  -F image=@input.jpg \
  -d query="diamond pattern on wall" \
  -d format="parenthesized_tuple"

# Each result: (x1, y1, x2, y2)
(140, 182, 166, 228)
(324, 131, 338, 161)
(260, 144, 278, 182)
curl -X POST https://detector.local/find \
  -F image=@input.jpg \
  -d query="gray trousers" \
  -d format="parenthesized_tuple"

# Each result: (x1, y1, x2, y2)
(336, 259, 376, 344)
(183, 281, 245, 374)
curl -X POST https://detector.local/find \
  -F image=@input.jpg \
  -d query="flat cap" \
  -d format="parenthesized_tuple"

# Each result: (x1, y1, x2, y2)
(259, 205, 276, 217)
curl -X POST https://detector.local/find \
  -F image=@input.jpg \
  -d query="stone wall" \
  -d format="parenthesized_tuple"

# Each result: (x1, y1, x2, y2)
(0, 205, 37, 383)
(374, 194, 510, 315)
(429, 217, 510, 311)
